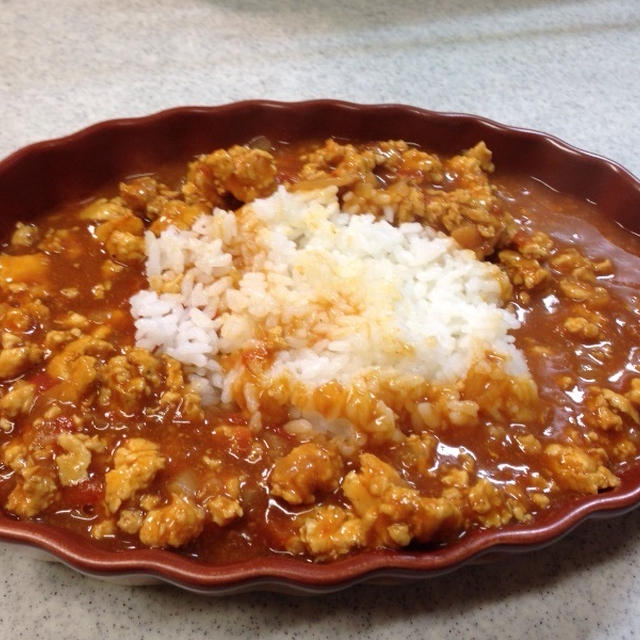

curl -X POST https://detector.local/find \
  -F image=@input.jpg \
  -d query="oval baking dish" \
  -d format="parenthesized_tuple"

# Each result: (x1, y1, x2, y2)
(1, 100, 640, 595)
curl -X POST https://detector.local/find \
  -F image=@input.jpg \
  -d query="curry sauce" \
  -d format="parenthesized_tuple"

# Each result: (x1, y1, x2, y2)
(0, 139, 638, 564)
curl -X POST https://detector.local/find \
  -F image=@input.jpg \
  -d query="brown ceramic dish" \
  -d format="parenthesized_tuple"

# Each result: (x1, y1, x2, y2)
(1, 100, 640, 595)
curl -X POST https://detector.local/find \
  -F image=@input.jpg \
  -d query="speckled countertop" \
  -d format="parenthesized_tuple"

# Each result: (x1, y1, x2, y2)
(1, 0, 640, 637)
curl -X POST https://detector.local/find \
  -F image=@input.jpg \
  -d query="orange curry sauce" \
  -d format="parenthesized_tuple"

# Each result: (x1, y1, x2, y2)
(0, 139, 639, 564)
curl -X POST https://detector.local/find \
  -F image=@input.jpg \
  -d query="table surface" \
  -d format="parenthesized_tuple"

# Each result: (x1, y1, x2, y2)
(1, 0, 640, 638)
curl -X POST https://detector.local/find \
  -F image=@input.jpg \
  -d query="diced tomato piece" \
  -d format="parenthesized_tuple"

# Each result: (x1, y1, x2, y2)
(62, 477, 104, 507)
(27, 371, 57, 392)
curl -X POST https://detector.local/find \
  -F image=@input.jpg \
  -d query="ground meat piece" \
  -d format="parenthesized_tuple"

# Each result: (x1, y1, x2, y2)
(100, 348, 162, 411)
(592, 258, 614, 275)
(571, 266, 597, 284)
(0, 381, 35, 418)
(183, 145, 277, 205)
(297, 140, 512, 257)
(118, 176, 179, 216)
(57, 312, 90, 331)
(100, 260, 125, 280)
(411, 143, 513, 256)
(0, 333, 21, 350)
(468, 479, 503, 517)
(462, 141, 495, 173)
(441, 467, 470, 488)
(584, 386, 640, 431)
(2, 441, 58, 517)
(197, 466, 244, 527)
(36, 229, 77, 256)
(514, 231, 554, 260)
(498, 250, 549, 290)
(46, 335, 114, 404)
(107, 231, 145, 262)
(2, 441, 27, 471)
(463, 360, 540, 425)
(425, 188, 512, 258)
(613, 439, 638, 460)
(90, 519, 116, 539)
(467, 478, 525, 528)
(425, 397, 479, 429)
(298, 139, 377, 187)
(558, 278, 592, 302)
(563, 316, 602, 340)
(269, 442, 343, 505)
(626, 379, 640, 406)
(139, 494, 160, 511)
(399, 432, 436, 475)
(342, 453, 462, 548)
(206, 495, 243, 527)
(47, 336, 113, 381)
(342, 178, 424, 220)
(1, 299, 50, 335)
(549, 247, 612, 278)
(163, 356, 185, 393)
(60, 287, 79, 299)
(10, 223, 39, 249)
(105, 438, 166, 513)
(293, 504, 365, 560)
(78, 198, 130, 222)
(557, 277, 610, 308)
(155, 356, 203, 421)
(514, 433, 543, 455)
(543, 443, 620, 493)
(138, 493, 205, 548)
(398, 147, 444, 183)
(300, 140, 444, 232)
(55, 433, 105, 487)
(117, 508, 145, 534)
(94, 212, 145, 262)
(55, 356, 98, 402)
(0, 344, 43, 380)
(6, 471, 58, 518)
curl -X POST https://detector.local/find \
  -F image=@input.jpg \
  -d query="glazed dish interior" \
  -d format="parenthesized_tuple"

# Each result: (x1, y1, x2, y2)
(2, 130, 640, 567)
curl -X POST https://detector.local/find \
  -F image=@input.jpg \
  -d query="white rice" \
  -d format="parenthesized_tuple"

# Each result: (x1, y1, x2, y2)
(129, 186, 527, 407)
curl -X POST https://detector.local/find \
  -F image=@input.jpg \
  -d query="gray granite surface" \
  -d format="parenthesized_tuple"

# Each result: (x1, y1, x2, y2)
(1, 0, 640, 637)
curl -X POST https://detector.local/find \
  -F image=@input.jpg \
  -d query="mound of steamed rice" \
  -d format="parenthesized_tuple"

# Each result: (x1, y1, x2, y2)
(129, 185, 527, 414)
